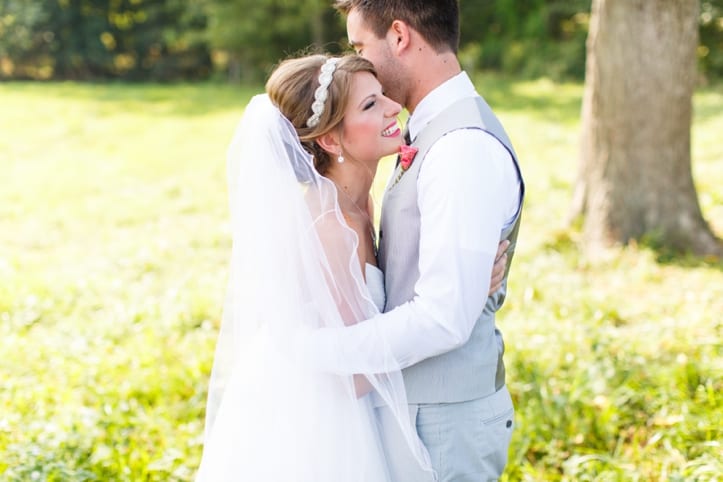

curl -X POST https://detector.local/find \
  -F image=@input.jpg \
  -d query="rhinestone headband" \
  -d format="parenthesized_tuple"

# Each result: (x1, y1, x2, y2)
(306, 57, 340, 128)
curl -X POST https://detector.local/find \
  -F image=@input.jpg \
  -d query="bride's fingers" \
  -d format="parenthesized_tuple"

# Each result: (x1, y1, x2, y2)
(495, 239, 510, 262)
(488, 240, 510, 294)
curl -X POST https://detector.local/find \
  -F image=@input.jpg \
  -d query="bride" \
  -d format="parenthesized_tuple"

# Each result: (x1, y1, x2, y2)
(195, 54, 435, 481)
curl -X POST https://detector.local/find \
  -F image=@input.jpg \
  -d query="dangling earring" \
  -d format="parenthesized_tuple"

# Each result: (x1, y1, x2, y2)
(337, 153, 345, 163)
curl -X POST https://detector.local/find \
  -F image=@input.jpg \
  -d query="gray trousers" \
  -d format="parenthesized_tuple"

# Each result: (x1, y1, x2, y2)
(375, 386, 514, 482)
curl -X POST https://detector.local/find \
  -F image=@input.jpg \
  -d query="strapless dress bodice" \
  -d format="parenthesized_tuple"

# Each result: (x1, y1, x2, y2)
(365, 263, 385, 312)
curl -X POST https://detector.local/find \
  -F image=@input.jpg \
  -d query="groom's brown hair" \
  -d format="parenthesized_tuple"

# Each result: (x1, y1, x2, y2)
(334, 0, 460, 54)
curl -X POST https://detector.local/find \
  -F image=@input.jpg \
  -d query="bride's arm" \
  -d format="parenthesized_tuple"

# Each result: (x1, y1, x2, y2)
(313, 211, 377, 398)
(351, 195, 379, 397)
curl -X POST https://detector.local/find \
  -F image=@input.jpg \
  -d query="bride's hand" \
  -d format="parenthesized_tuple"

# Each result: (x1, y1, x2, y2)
(489, 240, 510, 294)
(353, 374, 374, 398)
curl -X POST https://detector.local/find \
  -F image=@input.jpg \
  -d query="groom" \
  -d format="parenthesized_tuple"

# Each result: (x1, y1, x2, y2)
(331, 1, 525, 480)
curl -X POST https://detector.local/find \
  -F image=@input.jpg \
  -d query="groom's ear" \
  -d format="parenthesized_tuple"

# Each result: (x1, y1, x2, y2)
(315, 132, 341, 156)
(388, 20, 411, 54)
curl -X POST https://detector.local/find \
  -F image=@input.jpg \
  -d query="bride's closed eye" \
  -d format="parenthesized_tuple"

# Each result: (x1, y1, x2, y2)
(363, 99, 376, 110)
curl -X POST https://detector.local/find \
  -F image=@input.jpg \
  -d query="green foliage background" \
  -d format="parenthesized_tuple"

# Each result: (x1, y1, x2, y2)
(0, 79, 721, 480)
(0, 0, 211, 80)
(1, 0, 721, 81)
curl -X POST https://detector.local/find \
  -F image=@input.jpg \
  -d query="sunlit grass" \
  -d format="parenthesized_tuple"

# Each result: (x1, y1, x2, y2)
(0, 79, 720, 481)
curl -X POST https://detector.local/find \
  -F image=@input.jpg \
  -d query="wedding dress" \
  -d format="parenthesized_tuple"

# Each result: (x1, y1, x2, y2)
(365, 263, 386, 313)
(195, 95, 432, 481)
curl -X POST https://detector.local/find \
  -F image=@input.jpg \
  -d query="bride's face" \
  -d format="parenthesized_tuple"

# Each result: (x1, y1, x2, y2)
(339, 71, 403, 165)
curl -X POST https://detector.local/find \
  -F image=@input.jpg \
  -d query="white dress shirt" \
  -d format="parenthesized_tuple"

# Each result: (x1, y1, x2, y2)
(307, 72, 521, 374)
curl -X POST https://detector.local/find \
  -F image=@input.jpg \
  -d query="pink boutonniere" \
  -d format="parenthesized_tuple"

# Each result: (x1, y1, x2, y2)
(399, 145, 418, 171)
(390, 145, 418, 188)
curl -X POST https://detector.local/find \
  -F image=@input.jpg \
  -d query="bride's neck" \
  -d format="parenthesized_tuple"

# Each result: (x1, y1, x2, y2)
(325, 160, 375, 208)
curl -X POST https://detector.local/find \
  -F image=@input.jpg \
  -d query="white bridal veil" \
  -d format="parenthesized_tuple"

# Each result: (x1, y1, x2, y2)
(196, 95, 433, 481)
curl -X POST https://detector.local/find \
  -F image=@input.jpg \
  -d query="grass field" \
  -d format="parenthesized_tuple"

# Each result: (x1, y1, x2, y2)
(0, 77, 721, 481)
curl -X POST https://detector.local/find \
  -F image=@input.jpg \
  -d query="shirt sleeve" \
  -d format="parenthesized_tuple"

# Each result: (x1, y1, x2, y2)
(303, 128, 521, 374)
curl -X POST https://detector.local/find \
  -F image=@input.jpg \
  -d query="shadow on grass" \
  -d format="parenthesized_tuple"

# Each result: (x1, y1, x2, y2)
(648, 244, 723, 270)
(471, 72, 584, 125)
(5, 76, 720, 125)
(540, 223, 723, 271)
(474, 74, 723, 127)
(0, 80, 261, 117)
(2, 75, 587, 122)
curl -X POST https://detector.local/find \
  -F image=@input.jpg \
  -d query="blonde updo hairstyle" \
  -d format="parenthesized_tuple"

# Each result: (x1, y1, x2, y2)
(266, 54, 377, 175)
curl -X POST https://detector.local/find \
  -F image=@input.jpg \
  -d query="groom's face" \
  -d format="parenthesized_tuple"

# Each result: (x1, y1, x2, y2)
(346, 9, 406, 107)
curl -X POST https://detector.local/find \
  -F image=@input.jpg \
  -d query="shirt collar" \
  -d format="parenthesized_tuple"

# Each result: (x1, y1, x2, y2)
(407, 71, 477, 142)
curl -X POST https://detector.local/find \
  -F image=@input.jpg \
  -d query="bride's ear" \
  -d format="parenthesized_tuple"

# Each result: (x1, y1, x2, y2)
(314, 131, 341, 157)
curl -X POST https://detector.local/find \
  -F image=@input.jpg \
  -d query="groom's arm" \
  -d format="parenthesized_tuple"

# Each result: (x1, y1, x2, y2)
(304, 129, 521, 374)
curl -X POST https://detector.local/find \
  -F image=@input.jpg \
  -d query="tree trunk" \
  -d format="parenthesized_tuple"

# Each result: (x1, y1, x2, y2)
(227, 53, 241, 84)
(309, 0, 325, 49)
(572, 0, 722, 256)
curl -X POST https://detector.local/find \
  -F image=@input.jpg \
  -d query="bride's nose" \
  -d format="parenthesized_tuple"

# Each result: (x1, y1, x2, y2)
(386, 98, 402, 117)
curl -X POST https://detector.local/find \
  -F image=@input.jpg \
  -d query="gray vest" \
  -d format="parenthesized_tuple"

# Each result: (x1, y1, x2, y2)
(378, 95, 524, 403)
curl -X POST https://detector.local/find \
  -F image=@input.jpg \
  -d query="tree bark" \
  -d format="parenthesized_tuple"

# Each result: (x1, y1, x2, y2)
(573, 0, 722, 256)
(309, 0, 325, 49)
(227, 53, 241, 84)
